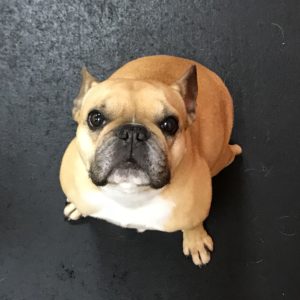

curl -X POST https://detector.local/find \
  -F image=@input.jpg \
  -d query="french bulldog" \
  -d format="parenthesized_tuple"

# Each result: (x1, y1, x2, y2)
(60, 55, 242, 266)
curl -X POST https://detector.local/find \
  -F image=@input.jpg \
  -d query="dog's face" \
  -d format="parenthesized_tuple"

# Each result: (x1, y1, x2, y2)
(73, 66, 197, 189)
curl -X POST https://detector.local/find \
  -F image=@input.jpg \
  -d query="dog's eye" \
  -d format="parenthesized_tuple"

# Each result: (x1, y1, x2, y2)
(87, 110, 106, 130)
(159, 116, 179, 136)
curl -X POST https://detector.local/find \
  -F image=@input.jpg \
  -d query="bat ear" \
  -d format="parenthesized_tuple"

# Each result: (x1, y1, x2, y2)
(171, 65, 198, 124)
(72, 67, 99, 122)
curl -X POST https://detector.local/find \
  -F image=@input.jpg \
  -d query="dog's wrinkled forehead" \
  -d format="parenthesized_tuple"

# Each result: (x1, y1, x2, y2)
(72, 65, 197, 126)
(80, 79, 184, 123)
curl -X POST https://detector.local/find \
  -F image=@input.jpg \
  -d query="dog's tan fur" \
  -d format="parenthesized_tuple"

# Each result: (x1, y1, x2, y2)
(60, 55, 241, 266)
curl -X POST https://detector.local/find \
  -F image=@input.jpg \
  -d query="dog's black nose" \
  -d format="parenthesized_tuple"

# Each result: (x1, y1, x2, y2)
(116, 124, 150, 142)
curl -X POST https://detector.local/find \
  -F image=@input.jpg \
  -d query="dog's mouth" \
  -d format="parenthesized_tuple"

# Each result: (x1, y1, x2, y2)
(89, 132, 170, 189)
(107, 160, 150, 186)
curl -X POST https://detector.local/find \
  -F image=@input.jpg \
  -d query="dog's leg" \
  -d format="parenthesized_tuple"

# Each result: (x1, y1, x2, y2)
(182, 223, 214, 266)
(223, 144, 242, 168)
(64, 200, 82, 221)
(211, 144, 242, 176)
(229, 143, 242, 157)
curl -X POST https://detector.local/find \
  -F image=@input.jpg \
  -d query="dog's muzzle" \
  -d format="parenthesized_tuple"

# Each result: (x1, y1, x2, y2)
(89, 123, 170, 189)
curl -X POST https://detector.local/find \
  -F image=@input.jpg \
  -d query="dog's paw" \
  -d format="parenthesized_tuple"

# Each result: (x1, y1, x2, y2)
(64, 202, 82, 221)
(183, 226, 213, 266)
(231, 144, 242, 155)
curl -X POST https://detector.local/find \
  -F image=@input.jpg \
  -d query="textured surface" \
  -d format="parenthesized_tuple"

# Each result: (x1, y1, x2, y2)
(0, 0, 299, 299)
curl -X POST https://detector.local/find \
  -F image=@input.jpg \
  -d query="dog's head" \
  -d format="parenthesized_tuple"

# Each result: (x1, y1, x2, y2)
(73, 65, 197, 189)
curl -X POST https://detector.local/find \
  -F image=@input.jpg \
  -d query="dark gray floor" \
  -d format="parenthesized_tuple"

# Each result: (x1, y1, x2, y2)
(0, 0, 299, 299)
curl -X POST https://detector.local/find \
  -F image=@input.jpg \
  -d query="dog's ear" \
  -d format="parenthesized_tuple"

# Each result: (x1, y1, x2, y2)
(171, 65, 198, 124)
(72, 67, 99, 122)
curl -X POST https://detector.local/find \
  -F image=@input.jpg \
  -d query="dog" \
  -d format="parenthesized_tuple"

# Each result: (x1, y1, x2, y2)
(60, 55, 242, 266)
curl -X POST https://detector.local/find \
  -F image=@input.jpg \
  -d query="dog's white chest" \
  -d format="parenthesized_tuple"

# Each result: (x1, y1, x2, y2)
(88, 184, 174, 231)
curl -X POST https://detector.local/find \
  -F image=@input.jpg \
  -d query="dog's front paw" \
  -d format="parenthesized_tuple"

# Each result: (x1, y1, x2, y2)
(64, 202, 82, 221)
(183, 225, 214, 266)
